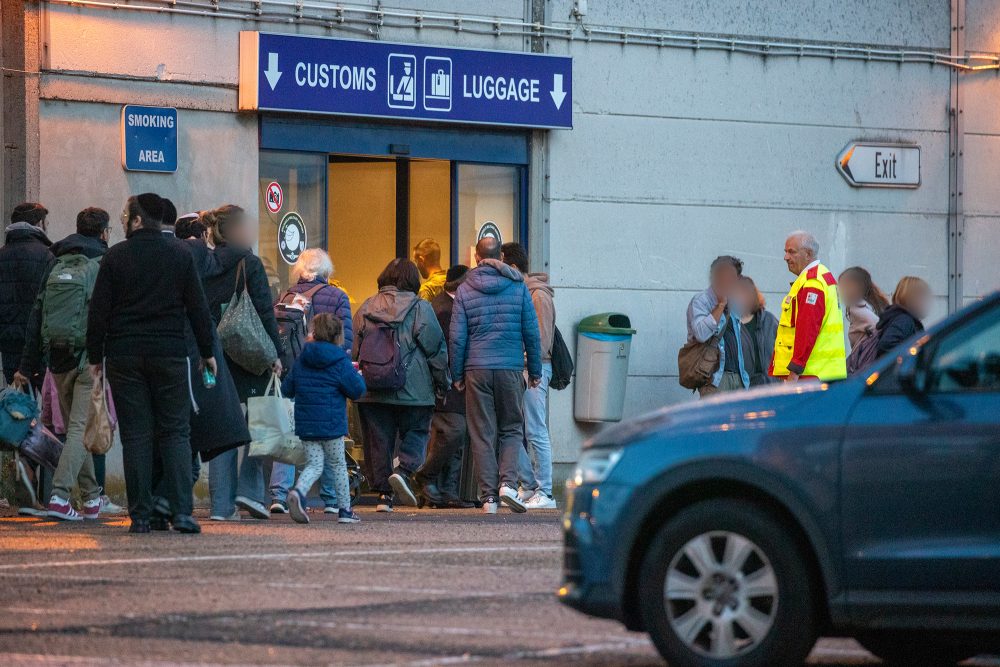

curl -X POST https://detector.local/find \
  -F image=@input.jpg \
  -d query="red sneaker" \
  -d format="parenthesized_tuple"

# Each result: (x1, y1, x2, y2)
(81, 497, 102, 520)
(47, 496, 82, 521)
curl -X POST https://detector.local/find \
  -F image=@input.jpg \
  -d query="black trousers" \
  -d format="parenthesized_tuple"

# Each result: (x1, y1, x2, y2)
(106, 355, 193, 521)
(417, 411, 468, 490)
(357, 403, 433, 495)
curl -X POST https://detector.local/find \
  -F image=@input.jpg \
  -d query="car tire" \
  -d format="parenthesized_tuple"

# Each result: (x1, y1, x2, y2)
(857, 632, 972, 666)
(637, 498, 818, 667)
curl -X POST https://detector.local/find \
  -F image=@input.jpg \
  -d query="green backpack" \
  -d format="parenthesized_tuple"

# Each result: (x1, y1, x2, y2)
(40, 254, 101, 356)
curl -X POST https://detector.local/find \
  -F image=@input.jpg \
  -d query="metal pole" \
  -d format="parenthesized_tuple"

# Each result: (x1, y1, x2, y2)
(948, 0, 966, 313)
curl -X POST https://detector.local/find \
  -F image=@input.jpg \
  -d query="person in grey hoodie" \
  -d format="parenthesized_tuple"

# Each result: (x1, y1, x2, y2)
(352, 258, 449, 513)
(450, 238, 542, 514)
(501, 242, 557, 510)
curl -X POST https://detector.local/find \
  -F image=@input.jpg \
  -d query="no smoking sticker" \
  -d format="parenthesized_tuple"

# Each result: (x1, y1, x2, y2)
(265, 181, 283, 214)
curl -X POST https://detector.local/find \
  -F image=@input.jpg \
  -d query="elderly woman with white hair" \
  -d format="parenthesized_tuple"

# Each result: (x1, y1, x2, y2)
(268, 247, 354, 514)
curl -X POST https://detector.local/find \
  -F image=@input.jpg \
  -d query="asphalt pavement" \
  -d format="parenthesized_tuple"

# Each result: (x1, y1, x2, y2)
(0, 507, 996, 666)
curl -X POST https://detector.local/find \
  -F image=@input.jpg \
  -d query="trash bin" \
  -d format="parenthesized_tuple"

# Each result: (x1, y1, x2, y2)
(574, 313, 636, 422)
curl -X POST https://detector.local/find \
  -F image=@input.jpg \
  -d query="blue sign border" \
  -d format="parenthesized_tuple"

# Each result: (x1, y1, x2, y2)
(121, 105, 178, 173)
(241, 32, 572, 130)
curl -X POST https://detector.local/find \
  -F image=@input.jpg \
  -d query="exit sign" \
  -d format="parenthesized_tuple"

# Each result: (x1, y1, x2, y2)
(837, 142, 919, 188)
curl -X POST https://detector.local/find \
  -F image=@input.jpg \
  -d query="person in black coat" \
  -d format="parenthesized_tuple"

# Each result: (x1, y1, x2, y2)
(200, 205, 284, 522)
(0, 203, 52, 385)
(876, 276, 932, 356)
(414, 265, 473, 508)
(86, 193, 216, 534)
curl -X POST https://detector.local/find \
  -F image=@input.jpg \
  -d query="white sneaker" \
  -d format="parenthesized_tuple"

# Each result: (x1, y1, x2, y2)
(482, 497, 499, 514)
(524, 493, 558, 510)
(18, 506, 47, 517)
(499, 485, 526, 513)
(323, 506, 338, 514)
(99, 495, 125, 515)
(518, 488, 536, 504)
(209, 510, 241, 521)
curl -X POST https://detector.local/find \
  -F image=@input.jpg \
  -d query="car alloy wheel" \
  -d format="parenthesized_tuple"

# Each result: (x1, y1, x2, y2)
(664, 531, 779, 659)
(638, 498, 818, 667)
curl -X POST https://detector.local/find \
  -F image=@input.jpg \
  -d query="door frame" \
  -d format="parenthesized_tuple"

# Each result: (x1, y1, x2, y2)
(262, 115, 531, 265)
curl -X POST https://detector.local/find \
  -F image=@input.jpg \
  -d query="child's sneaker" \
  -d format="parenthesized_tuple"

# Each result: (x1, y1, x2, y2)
(376, 494, 394, 513)
(81, 497, 102, 520)
(287, 489, 310, 524)
(47, 495, 82, 521)
(337, 508, 361, 524)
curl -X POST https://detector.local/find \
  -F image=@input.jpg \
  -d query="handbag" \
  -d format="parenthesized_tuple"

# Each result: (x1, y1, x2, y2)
(84, 362, 115, 455)
(217, 259, 277, 376)
(247, 373, 305, 466)
(19, 420, 64, 472)
(0, 383, 41, 450)
(677, 334, 721, 390)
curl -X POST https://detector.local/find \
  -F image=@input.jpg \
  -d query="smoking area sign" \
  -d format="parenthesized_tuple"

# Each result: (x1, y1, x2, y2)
(121, 105, 178, 173)
(239, 32, 572, 129)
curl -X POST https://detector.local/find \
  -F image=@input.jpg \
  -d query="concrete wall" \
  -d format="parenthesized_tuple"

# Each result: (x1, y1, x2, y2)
(27, 1, 1000, 486)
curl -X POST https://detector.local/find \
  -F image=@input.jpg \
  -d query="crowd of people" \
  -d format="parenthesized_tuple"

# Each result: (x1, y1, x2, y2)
(0, 194, 559, 532)
(684, 230, 932, 394)
(0, 196, 935, 531)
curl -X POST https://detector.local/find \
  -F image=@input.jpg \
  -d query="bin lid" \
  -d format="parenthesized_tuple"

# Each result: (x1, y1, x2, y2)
(577, 312, 636, 335)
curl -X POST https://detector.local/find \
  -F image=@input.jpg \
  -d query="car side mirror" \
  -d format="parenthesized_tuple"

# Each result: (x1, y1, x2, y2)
(897, 347, 927, 395)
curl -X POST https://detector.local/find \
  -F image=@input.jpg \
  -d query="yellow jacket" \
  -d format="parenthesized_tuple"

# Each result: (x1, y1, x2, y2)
(770, 261, 847, 380)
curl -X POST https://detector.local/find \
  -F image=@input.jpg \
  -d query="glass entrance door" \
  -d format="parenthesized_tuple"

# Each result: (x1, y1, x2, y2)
(327, 157, 397, 306)
(326, 156, 453, 305)
(260, 147, 525, 303)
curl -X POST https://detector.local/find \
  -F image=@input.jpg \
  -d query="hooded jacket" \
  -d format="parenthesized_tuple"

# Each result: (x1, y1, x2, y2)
(450, 258, 542, 380)
(284, 278, 354, 352)
(0, 223, 53, 358)
(876, 304, 924, 355)
(525, 272, 555, 361)
(352, 286, 450, 406)
(20, 232, 107, 374)
(282, 340, 366, 440)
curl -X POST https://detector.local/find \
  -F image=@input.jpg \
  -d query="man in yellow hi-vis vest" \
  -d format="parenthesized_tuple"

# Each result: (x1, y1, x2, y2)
(769, 231, 847, 382)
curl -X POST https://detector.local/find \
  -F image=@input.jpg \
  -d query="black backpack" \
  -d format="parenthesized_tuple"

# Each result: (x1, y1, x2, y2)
(273, 283, 326, 376)
(549, 325, 574, 390)
(358, 317, 408, 391)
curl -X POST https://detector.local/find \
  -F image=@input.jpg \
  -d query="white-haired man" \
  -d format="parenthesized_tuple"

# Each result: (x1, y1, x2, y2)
(769, 231, 847, 382)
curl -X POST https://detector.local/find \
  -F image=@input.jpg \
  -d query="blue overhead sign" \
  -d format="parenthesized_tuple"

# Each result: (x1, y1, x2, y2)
(239, 32, 572, 130)
(121, 105, 177, 173)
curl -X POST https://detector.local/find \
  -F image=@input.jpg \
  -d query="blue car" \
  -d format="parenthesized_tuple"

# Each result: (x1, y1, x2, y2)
(560, 292, 1000, 667)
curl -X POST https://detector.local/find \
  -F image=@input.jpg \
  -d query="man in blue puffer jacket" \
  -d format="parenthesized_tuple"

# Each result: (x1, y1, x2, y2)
(450, 237, 542, 514)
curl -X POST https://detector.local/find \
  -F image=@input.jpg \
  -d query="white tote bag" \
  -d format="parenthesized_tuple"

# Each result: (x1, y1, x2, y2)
(247, 373, 305, 466)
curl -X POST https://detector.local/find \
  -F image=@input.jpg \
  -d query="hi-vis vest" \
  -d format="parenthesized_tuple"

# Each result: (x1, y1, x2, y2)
(772, 262, 847, 380)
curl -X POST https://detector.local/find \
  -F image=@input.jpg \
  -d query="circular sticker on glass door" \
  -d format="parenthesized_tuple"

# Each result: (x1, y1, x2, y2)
(278, 212, 306, 265)
(477, 220, 502, 244)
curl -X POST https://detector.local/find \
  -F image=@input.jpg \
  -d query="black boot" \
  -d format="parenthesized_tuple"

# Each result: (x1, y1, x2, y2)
(171, 515, 201, 534)
(129, 519, 151, 534)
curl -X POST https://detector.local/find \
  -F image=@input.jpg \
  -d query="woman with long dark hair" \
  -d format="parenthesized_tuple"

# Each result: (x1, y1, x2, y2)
(838, 267, 890, 348)
(200, 205, 284, 521)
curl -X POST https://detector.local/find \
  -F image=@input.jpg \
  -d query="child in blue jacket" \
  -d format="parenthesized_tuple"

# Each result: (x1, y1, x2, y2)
(281, 313, 366, 524)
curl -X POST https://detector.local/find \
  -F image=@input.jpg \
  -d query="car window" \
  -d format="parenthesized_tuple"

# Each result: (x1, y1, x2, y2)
(926, 306, 1000, 394)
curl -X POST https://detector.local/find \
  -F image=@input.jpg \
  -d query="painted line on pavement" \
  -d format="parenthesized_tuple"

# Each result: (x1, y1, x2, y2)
(0, 655, 292, 667)
(0, 544, 560, 571)
(363, 638, 656, 667)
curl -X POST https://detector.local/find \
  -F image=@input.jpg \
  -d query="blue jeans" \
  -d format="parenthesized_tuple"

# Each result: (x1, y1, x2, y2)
(523, 362, 553, 496)
(208, 444, 266, 516)
(269, 460, 339, 507)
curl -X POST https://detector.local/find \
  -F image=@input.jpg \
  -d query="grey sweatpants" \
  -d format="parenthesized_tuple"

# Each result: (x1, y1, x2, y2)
(464, 368, 525, 501)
